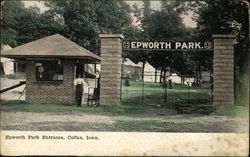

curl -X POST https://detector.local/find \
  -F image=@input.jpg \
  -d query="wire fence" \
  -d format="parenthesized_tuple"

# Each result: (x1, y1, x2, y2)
(121, 74, 213, 107)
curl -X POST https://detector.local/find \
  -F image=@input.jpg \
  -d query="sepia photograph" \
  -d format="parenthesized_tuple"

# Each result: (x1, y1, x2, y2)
(0, 0, 249, 156)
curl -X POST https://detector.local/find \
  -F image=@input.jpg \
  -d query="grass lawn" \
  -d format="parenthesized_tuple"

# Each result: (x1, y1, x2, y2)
(1, 100, 248, 117)
(1, 81, 248, 117)
(0, 100, 177, 117)
(216, 105, 249, 116)
(122, 81, 213, 113)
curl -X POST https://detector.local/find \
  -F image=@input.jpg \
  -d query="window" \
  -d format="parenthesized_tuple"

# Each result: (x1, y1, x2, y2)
(14, 62, 26, 72)
(35, 60, 63, 82)
(0, 62, 4, 74)
(17, 63, 26, 72)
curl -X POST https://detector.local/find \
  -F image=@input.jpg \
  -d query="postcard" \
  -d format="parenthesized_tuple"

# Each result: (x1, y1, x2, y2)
(0, 0, 249, 156)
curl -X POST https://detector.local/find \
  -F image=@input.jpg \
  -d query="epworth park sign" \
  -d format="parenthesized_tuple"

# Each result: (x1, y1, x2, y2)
(99, 34, 234, 106)
(122, 40, 213, 50)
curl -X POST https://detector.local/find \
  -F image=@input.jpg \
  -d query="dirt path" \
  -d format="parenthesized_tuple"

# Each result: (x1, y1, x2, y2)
(1, 111, 248, 132)
(0, 78, 26, 101)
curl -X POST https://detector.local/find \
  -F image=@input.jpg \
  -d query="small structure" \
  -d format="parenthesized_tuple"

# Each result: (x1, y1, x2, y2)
(201, 71, 212, 83)
(1, 45, 26, 79)
(122, 58, 142, 80)
(122, 59, 161, 82)
(137, 61, 160, 82)
(1, 34, 101, 104)
(0, 45, 14, 76)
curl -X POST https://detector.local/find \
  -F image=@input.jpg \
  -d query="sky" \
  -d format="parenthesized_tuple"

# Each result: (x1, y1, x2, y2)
(126, 1, 197, 28)
(23, 0, 197, 28)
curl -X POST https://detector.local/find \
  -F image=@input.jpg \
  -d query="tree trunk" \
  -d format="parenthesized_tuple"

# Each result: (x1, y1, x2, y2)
(142, 61, 145, 82)
(238, 0, 249, 106)
(195, 67, 201, 87)
(160, 68, 163, 83)
(195, 69, 199, 87)
(198, 69, 202, 86)
(155, 68, 157, 83)
(163, 69, 166, 83)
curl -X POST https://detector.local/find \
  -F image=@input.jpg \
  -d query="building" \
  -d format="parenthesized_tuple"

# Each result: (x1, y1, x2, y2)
(0, 45, 14, 76)
(143, 62, 161, 82)
(122, 58, 142, 80)
(136, 61, 161, 82)
(1, 34, 101, 104)
(1, 45, 27, 79)
(201, 71, 212, 83)
(122, 58, 161, 82)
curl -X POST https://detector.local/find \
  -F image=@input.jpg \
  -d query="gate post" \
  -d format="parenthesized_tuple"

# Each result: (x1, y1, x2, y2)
(212, 34, 235, 105)
(99, 34, 123, 105)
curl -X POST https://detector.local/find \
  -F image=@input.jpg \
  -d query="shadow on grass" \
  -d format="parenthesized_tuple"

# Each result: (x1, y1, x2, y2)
(0, 99, 177, 117)
(1, 99, 248, 118)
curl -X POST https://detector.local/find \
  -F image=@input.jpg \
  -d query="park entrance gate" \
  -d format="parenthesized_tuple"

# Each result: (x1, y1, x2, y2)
(99, 34, 235, 107)
(121, 73, 213, 108)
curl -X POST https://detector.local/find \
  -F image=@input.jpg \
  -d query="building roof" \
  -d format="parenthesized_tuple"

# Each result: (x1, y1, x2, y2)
(1, 45, 12, 51)
(1, 34, 101, 63)
(137, 61, 160, 74)
(123, 58, 140, 67)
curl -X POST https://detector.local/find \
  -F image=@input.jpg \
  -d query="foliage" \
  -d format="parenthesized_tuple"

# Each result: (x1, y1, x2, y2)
(123, 26, 147, 63)
(127, 0, 200, 79)
(1, 0, 132, 54)
(195, 0, 249, 105)
(1, 1, 65, 48)
(1, 1, 24, 47)
(1, 1, 248, 106)
(44, 0, 132, 54)
(13, 7, 65, 46)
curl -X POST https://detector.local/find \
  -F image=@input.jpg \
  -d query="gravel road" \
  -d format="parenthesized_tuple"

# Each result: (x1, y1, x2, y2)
(1, 111, 248, 132)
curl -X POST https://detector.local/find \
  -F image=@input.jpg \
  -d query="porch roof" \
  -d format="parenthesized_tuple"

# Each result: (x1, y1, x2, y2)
(1, 34, 101, 63)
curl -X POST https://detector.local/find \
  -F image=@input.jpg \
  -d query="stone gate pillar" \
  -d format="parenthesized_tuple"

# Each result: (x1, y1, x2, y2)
(212, 34, 235, 105)
(99, 34, 123, 105)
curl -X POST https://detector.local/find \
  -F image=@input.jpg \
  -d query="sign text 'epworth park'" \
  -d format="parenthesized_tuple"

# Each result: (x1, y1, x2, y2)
(122, 41, 212, 50)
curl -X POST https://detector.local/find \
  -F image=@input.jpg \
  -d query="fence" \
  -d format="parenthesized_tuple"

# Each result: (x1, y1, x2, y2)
(121, 74, 213, 107)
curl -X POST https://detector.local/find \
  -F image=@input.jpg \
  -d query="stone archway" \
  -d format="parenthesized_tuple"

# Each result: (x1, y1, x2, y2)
(99, 34, 235, 106)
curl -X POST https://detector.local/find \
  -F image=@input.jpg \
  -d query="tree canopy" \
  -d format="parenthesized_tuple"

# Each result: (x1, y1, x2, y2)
(1, 1, 65, 48)
(1, 0, 248, 104)
(44, 0, 132, 54)
(195, 0, 249, 105)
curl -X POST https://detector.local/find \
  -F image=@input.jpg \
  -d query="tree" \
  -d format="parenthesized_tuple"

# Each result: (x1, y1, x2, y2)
(145, 1, 192, 83)
(44, 0, 132, 54)
(127, 0, 200, 83)
(196, 0, 249, 105)
(1, 1, 25, 47)
(1, 1, 65, 48)
(13, 7, 65, 46)
(124, 0, 154, 81)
